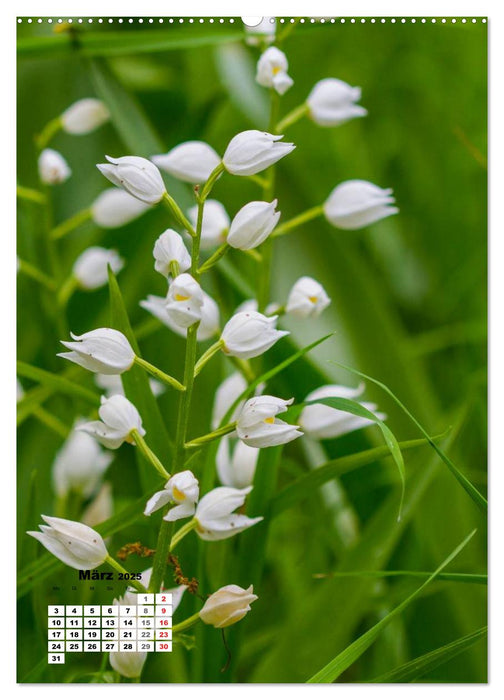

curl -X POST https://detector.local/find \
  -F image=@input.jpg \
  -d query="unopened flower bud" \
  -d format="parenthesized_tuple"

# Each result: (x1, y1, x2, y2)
(227, 199, 280, 250)
(58, 328, 135, 375)
(27, 515, 108, 570)
(199, 584, 258, 628)
(38, 148, 71, 185)
(220, 311, 288, 360)
(307, 78, 367, 127)
(77, 395, 145, 450)
(91, 189, 151, 228)
(323, 180, 399, 230)
(194, 486, 262, 541)
(73, 247, 124, 290)
(223, 130, 295, 176)
(61, 98, 110, 135)
(152, 141, 221, 184)
(97, 155, 166, 204)
(153, 229, 191, 278)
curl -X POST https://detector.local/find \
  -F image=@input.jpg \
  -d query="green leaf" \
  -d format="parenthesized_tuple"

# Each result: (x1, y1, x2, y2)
(16, 361, 100, 405)
(108, 269, 173, 490)
(313, 570, 487, 585)
(307, 529, 477, 683)
(370, 626, 487, 683)
(271, 436, 437, 517)
(300, 396, 406, 520)
(331, 361, 487, 514)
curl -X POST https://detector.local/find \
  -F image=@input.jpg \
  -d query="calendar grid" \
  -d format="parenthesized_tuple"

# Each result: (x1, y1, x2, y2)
(47, 594, 173, 664)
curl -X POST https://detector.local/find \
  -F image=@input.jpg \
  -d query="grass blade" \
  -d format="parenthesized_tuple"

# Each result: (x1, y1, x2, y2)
(272, 435, 440, 517)
(331, 361, 487, 514)
(313, 570, 487, 585)
(370, 626, 487, 682)
(16, 361, 100, 405)
(307, 529, 477, 683)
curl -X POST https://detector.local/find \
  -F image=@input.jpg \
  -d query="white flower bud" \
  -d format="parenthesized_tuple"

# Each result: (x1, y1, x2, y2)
(220, 311, 288, 360)
(72, 247, 124, 290)
(38, 148, 71, 185)
(300, 384, 386, 440)
(151, 141, 221, 184)
(77, 394, 145, 450)
(188, 199, 230, 249)
(245, 16, 276, 45)
(27, 515, 108, 570)
(95, 373, 165, 398)
(96, 155, 166, 204)
(144, 470, 200, 522)
(199, 584, 258, 628)
(194, 486, 262, 541)
(256, 47, 293, 95)
(217, 436, 259, 489)
(324, 180, 399, 230)
(110, 650, 148, 679)
(236, 395, 302, 448)
(223, 130, 295, 176)
(52, 426, 113, 498)
(286, 276, 331, 318)
(307, 78, 367, 127)
(61, 98, 110, 135)
(165, 273, 204, 328)
(58, 328, 135, 375)
(141, 291, 219, 342)
(212, 372, 248, 429)
(153, 229, 191, 278)
(91, 189, 151, 228)
(227, 199, 280, 250)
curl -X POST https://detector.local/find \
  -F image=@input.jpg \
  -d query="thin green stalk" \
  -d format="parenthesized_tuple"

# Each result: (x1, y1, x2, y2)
(17, 185, 47, 205)
(57, 274, 78, 308)
(228, 357, 255, 382)
(173, 611, 201, 634)
(194, 340, 224, 377)
(32, 407, 69, 438)
(185, 422, 237, 449)
(276, 103, 309, 133)
(134, 356, 185, 392)
(162, 193, 196, 236)
(199, 162, 225, 201)
(169, 260, 180, 279)
(198, 243, 230, 275)
(17, 259, 56, 290)
(105, 555, 148, 593)
(313, 570, 487, 585)
(272, 204, 324, 238)
(36, 116, 62, 149)
(50, 208, 92, 240)
(170, 519, 197, 551)
(130, 429, 170, 480)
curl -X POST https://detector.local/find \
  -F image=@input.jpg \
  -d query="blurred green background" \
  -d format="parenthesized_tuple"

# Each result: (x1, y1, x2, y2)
(17, 18, 487, 683)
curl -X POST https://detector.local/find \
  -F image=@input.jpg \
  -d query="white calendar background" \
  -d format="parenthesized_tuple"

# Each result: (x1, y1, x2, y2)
(47, 593, 173, 664)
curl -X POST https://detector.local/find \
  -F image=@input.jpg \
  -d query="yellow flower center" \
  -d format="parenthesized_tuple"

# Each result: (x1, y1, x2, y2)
(264, 416, 275, 424)
(172, 486, 186, 501)
(272, 66, 282, 75)
(308, 296, 318, 304)
(175, 294, 190, 302)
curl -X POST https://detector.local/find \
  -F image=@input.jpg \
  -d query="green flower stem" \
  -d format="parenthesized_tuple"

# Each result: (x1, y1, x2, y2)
(197, 243, 230, 275)
(271, 204, 324, 238)
(194, 340, 225, 377)
(36, 116, 62, 149)
(148, 520, 174, 593)
(16, 185, 47, 205)
(228, 357, 255, 382)
(17, 259, 56, 291)
(185, 422, 237, 449)
(172, 611, 201, 634)
(57, 275, 78, 308)
(50, 208, 92, 240)
(162, 193, 196, 237)
(33, 407, 69, 439)
(130, 428, 170, 480)
(199, 162, 225, 201)
(170, 519, 197, 551)
(276, 103, 309, 133)
(169, 260, 181, 279)
(134, 356, 185, 392)
(105, 555, 148, 593)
